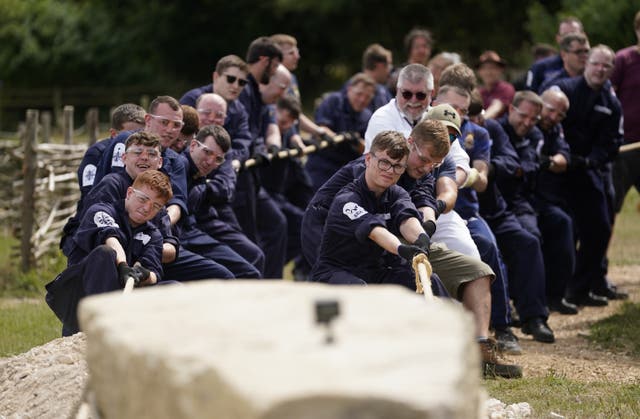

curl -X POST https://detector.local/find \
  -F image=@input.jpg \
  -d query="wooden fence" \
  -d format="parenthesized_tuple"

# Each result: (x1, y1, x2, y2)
(2, 108, 92, 272)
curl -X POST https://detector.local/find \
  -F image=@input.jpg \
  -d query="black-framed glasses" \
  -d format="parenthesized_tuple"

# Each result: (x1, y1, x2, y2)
(371, 154, 406, 174)
(224, 74, 248, 87)
(412, 142, 443, 168)
(131, 188, 164, 212)
(126, 147, 160, 160)
(399, 88, 428, 101)
(194, 140, 225, 164)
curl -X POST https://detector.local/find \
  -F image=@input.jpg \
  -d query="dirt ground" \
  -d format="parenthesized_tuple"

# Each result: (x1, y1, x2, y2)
(504, 265, 640, 383)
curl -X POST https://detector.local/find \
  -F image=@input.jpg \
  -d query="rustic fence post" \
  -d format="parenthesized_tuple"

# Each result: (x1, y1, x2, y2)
(63, 105, 74, 144)
(21, 109, 39, 272)
(86, 107, 99, 145)
(41, 111, 52, 143)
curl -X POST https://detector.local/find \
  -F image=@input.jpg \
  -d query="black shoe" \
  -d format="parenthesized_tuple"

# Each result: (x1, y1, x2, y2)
(594, 287, 629, 301)
(494, 327, 522, 355)
(521, 317, 555, 343)
(479, 338, 523, 379)
(548, 298, 578, 315)
(582, 292, 609, 306)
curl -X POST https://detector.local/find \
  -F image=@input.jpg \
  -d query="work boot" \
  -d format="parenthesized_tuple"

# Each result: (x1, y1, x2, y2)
(521, 317, 555, 343)
(478, 338, 523, 379)
(494, 327, 522, 355)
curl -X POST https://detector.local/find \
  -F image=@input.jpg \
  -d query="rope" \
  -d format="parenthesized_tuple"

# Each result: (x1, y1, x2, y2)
(412, 253, 433, 300)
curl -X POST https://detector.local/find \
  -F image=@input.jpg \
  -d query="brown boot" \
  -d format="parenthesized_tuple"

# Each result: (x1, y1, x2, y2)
(478, 338, 523, 379)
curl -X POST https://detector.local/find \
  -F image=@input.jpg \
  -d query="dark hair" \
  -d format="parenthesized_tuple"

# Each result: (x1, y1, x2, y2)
(111, 103, 145, 130)
(559, 32, 589, 51)
(196, 124, 231, 153)
(246, 37, 283, 64)
(180, 105, 199, 136)
(370, 131, 410, 160)
(149, 96, 180, 114)
(125, 131, 161, 150)
(276, 96, 301, 120)
(362, 44, 391, 71)
(215, 55, 248, 75)
(404, 28, 433, 55)
(132, 170, 173, 203)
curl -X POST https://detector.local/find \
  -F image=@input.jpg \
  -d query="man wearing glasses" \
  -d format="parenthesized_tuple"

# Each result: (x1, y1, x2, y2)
(548, 45, 625, 306)
(69, 131, 237, 282)
(309, 127, 521, 379)
(46, 170, 173, 336)
(180, 55, 253, 165)
(96, 96, 188, 231)
(184, 125, 264, 278)
(538, 32, 590, 93)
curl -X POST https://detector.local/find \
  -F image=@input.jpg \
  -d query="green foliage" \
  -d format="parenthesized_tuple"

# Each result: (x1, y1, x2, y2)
(486, 373, 640, 417)
(0, 234, 67, 297)
(0, 299, 61, 357)
(589, 302, 640, 357)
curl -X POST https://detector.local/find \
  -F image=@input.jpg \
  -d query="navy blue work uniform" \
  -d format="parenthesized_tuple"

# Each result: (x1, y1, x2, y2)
(535, 121, 575, 304)
(184, 150, 265, 276)
(301, 156, 437, 267)
(455, 119, 513, 329)
(237, 74, 288, 278)
(525, 55, 564, 93)
(306, 90, 372, 190)
(312, 174, 434, 292)
(46, 200, 163, 336)
(478, 118, 549, 323)
(79, 170, 236, 281)
(77, 139, 110, 200)
(261, 127, 313, 267)
(496, 115, 545, 238)
(550, 76, 623, 301)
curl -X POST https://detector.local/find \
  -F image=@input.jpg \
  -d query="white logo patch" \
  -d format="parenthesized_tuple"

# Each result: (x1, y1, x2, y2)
(134, 232, 151, 245)
(82, 164, 97, 187)
(594, 105, 612, 115)
(111, 143, 126, 167)
(342, 202, 368, 220)
(93, 211, 119, 228)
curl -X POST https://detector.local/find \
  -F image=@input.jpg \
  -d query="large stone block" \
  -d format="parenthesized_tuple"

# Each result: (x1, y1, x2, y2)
(78, 281, 482, 418)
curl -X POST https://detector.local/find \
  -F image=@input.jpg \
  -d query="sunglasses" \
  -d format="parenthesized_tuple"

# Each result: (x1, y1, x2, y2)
(399, 89, 428, 101)
(224, 74, 248, 87)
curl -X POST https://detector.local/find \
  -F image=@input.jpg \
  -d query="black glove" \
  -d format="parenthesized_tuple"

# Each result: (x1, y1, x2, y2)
(422, 220, 437, 238)
(539, 154, 552, 170)
(251, 150, 271, 167)
(397, 244, 428, 262)
(117, 262, 142, 287)
(569, 154, 592, 170)
(413, 233, 431, 255)
(267, 144, 281, 159)
(434, 199, 446, 219)
(132, 265, 151, 284)
(320, 132, 334, 145)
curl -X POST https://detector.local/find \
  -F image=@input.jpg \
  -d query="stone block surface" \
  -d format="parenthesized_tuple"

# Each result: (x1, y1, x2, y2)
(78, 281, 482, 418)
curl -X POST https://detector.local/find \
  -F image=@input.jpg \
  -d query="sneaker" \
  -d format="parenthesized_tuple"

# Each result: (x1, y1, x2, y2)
(521, 317, 555, 343)
(494, 327, 522, 355)
(478, 338, 523, 379)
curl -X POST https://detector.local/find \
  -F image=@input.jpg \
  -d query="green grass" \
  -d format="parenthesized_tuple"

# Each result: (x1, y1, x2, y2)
(484, 374, 640, 418)
(609, 188, 640, 266)
(0, 299, 61, 357)
(589, 302, 640, 357)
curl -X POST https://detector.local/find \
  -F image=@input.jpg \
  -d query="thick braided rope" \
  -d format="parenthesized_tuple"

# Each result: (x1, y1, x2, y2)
(412, 253, 432, 296)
